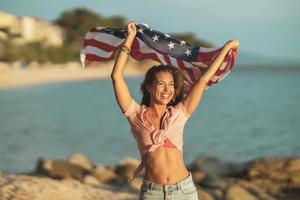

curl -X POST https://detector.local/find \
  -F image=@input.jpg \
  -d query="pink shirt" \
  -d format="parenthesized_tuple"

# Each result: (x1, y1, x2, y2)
(123, 98, 190, 180)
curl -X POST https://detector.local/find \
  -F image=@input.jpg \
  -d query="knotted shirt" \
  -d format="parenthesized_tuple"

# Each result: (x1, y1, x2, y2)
(123, 99, 190, 180)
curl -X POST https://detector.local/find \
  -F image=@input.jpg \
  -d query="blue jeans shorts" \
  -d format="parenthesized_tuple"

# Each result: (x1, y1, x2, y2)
(139, 171, 199, 200)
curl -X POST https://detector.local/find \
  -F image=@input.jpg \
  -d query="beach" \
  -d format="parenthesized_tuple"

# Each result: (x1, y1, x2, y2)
(0, 59, 155, 90)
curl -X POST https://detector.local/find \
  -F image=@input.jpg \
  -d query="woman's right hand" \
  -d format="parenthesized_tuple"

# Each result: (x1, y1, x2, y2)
(126, 21, 137, 41)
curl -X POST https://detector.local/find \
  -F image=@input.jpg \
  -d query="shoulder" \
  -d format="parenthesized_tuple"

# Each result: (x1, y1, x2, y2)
(171, 101, 191, 118)
(123, 98, 142, 117)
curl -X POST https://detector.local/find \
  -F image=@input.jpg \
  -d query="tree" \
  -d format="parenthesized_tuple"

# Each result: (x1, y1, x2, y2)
(56, 8, 126, 48)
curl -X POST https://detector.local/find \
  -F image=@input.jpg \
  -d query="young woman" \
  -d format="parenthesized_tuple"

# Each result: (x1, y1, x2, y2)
(111, 22, 240, 200)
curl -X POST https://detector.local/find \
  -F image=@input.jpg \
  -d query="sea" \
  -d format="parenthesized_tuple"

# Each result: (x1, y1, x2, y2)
(0, 66, 299, 173)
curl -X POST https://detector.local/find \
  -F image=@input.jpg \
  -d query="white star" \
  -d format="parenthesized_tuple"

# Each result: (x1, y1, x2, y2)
(168, 42, 175, 50)
(152, 34, 159, 42)
(164, 34, 171, 39)
(185, 49, 192, 56)
(180, 40, 186, 46)
(138, 27, 144, 33)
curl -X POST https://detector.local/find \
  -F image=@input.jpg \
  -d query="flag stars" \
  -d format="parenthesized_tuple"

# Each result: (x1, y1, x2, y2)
(138, 27, 144, 33)
(168, 42, 175, 50)
(185, 49, 192, 56)
(152, 34, 159, 42)
(164, 34, 171, 39)
(180, 40, 186, 46)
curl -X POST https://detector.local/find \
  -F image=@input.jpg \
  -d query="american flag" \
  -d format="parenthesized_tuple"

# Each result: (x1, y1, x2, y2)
(80, 23, 238, 93)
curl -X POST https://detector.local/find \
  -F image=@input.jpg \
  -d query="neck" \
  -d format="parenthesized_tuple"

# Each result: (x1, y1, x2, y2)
(148, 101, 167, 117)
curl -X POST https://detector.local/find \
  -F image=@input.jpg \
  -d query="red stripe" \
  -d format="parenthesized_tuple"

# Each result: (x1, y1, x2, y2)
(163, 55, 172, 65)
(177, 60, 196, 82)
(131, 39, 171, 64)
(84, 39, 117, 52)
(131, 50, 162, 63)
(85, 53, 114, 62)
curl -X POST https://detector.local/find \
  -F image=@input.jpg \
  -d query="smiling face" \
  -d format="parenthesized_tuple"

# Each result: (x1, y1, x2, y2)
(147, 71, 175, 106)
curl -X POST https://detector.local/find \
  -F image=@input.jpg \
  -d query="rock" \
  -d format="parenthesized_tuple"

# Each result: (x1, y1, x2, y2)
(189, 157, 248, 178)
(226, 184, 258, 200)
(287, 158, 300, 172)
(251, 178, 285, 194)
(208, 188, 224, 199)
(35, 158, 87, 180)
(68, 153, 93, 172)
(287, 158, 300, 187)
(0, 174, 118, 200)
(196, 187, 215, 200)
(247, 157, 289, 180)
(192, 171, 206, 183)
(92, 165, 119, 184)
(238, 180, 277, 200)
(115, 157, 142, 179)
(83, 175, 101, 186)
(199, 176, 235, 191)
(128, 177, 143, 191)
(247, 157, 300, 191)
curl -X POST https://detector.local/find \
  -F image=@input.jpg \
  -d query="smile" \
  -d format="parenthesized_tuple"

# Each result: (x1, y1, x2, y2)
(161, 93, 171, 98)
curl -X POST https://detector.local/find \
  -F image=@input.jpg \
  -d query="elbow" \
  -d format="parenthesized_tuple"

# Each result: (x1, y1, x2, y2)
(111, 73, 123, 83)
(111, 72, 119, 81)
(111, 73, 116, 81)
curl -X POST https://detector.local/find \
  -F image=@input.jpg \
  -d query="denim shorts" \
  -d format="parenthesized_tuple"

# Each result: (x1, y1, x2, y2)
(139, 171, 199, 200)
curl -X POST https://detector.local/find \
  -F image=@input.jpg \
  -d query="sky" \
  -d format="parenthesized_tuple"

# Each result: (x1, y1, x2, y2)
(1, 0, 300, 60)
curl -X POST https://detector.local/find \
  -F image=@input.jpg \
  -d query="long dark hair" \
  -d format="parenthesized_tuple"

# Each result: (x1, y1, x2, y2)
(140, 65, 184, 107)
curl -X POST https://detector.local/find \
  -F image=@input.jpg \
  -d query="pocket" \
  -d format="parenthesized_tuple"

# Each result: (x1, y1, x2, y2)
(180, 182, 197, 194)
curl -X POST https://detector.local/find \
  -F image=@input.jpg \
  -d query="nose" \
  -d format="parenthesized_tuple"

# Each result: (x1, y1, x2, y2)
(164, 84, 174, 93)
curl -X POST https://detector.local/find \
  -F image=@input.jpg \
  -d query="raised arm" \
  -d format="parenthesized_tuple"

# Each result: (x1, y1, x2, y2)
(111, 22, 137, 113)
(182, 39, 240, 116)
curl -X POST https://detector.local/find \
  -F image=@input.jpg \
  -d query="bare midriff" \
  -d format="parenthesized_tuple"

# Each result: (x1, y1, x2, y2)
(143, 146, 189, 185)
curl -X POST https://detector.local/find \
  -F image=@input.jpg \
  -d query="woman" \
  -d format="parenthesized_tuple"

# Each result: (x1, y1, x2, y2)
(111, 22, 240, 200)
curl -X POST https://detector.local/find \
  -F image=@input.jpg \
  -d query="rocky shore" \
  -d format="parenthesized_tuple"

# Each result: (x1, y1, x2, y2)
(0, 154, 300, 200)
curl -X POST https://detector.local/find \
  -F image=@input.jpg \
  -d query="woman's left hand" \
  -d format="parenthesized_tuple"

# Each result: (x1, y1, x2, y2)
(225, 39, 240, 50)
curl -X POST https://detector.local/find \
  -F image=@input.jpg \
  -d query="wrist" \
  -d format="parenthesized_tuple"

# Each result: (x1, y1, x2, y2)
(120, 45, 131, 55)
(223, 45, 232, 53)
(123, 39, 134, 49)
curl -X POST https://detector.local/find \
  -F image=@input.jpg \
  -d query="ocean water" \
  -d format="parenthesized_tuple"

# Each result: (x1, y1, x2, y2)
(0, 67, 300, 173)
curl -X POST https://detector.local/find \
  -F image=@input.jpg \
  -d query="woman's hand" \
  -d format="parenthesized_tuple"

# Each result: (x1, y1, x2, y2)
(126, 21, 137, 41)
(225, 39, 240, 50)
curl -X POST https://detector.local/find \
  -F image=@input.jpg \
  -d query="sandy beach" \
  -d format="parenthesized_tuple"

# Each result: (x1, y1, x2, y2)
(0, 59, 154, 90)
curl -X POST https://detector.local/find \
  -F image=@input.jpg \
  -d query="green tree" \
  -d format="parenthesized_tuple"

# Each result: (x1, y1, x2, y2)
(56, 8, 126, 48)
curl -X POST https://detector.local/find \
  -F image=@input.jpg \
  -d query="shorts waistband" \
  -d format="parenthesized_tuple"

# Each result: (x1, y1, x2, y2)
(142, 172, 193, 191)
